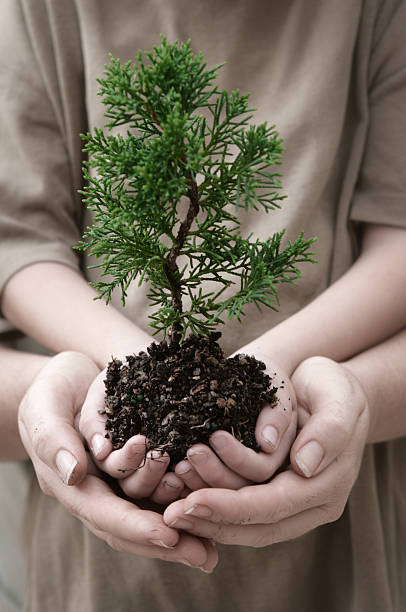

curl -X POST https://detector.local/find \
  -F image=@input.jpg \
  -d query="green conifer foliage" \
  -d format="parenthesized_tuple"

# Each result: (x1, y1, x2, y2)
(79, 37, 316, 343)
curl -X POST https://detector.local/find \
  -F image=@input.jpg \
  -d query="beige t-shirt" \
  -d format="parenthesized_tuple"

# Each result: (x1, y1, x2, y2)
(0, 1, 405, 611)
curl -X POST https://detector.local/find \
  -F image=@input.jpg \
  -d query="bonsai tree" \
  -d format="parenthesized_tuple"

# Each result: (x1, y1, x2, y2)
(78, 37, 315, 464)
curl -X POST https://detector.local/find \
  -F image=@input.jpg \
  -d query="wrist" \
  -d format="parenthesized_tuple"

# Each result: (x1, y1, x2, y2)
(90, 326, 153, 368)
(241, 328, 306, 377)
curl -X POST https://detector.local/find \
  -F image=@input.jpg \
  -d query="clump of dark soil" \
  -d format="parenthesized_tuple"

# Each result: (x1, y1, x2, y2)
(101, 332, 277, 466)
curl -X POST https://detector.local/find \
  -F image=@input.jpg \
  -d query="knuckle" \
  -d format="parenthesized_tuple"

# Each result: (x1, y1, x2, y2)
(332, 502, 346, 521)
(323, 499, 346, 523)
(322, 481, 350, 523)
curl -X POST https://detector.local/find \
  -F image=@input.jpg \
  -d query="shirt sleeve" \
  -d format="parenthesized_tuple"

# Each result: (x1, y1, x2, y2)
(0, 0, 85, 317)
(351, 0, 406, 228)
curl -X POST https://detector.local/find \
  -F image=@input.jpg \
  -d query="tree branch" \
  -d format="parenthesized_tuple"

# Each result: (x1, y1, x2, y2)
(164, 174, 200, 343)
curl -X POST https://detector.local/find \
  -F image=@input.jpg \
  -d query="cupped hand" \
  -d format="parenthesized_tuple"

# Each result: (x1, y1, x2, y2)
(79, 366, 186, 505)
(163, 356, 369, 546)
(173, 354, 297, 491)
(80, 349, 296, 500)
(18, 351, 217, 572)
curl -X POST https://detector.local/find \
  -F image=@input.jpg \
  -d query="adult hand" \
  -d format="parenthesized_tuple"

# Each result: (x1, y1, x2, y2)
(18, 351, 217, 571)
(173, 354, 297, 491)
(162, 357, 369, 546)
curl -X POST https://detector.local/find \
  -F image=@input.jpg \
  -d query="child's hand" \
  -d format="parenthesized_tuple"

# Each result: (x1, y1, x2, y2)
(162, 356, 369, 547)
(173, 356, 297, 490)
(79, 368, 186, 505)
(80, 350, 296, 500)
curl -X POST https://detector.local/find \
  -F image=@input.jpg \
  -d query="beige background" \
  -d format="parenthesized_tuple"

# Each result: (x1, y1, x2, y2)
(0, 463, 29, 612)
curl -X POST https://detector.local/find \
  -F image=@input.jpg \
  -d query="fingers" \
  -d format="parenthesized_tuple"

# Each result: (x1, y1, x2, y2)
(118, 450, 171, 499)
(184, 443, 249, 488)
(35, 462, 217, 571)
(174, 397, 297, 488)
(199, 537, 218, 572)
(81, 381, 184, 501)
(150, 472, 185, 505)
(79, 368, 113, 460)
(164, 471, 303, 528)
(256, 372, 296, 454)
(209, 422, 296, 483)
(160, 357, 371, 549)
(69, 473, 217, 570)
(175, 459, 209, 491)
(163, 398, 368, 534)
(164, 453, 356, 530)
(18, 352, 99, 485)
(73, 474, 180, 547)
(164, 503, 333, 547)
(87, 531, 217, 571)
(162, 449, 361, 547)
(93, 435, 148, 479)
(228, 351, 297, 456)
(91, 434, 184, 502)
(290, 357, 369, 477)
(198, 351, 297, 484)
(163, 463, 356, 548)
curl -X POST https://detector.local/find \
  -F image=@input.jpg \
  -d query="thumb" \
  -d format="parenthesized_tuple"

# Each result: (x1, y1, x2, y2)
(18, 352, 99, 486)
(78, 368, 113, 461)
(290, 357, 367, 478)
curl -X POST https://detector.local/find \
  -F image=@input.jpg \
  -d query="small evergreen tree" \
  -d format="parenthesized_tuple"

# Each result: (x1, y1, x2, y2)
(79, 37, 315, 344)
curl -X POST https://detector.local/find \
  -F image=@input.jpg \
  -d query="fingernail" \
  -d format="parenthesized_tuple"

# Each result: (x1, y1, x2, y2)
(148, 449, 164, 461)
(262, 425, 279, 450)
(56, 449, 78, 485)
(295, 441, 324, 477)
(200, 567, 213, 574)
(163, 480, 181, 490)
(184, 504, 212, 518)
(168, 518, 194, 530)
(187, 450, 206, 463)
(210, 433, 227, 451)
(91, 433, 106, 458)
(149, 539, 176, 549)
(176, 461, 191, 475)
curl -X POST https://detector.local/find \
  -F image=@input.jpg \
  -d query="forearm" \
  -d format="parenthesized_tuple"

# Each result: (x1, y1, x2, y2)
(0, 263, 152, 367)
(243, 224, 406, 374)
(343, 328, 406, 443)
(0, 344, 49, 460)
